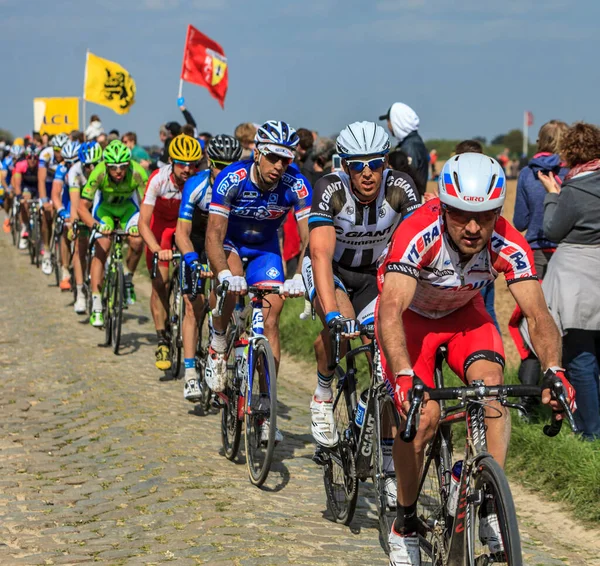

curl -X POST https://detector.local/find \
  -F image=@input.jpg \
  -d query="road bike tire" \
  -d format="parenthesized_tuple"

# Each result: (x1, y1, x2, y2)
(11, 206, 20, 247)
(468, 456, 522, 566)
(167, 271, 182, 378)
(372, 392, 400, 554)
(52, 231, 61, 288)
(196, 305, 212, 413)
(221, 363, 242, 461)
(28, 215, 37, 265)
(111, 262, 125, 355)
(323, 367, 358, 526)
(245, 338, 277, 487)
(102, 268, 114, 346)
(417, 429, 452, 566)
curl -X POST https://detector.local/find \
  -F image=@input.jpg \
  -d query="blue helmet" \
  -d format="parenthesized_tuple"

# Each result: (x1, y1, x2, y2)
(255, 120, 299, 159)
(61, 141, 81, 163)
(78, 141, 103, 165)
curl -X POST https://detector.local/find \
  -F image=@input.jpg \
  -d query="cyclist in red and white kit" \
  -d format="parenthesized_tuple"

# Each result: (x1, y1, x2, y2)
(375, 153, 576, 565)
(138, 134, 203, 371)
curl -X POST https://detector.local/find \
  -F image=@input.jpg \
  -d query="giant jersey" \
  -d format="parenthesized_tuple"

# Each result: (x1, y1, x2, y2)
(308, 169, 420, 268)
(209, 160, 311, 245)
(377, 198, 537, 319)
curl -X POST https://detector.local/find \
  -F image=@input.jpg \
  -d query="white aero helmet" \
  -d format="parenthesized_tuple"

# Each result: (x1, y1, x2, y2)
(336, 121, 390, 158)
(439, 153, 506, 212)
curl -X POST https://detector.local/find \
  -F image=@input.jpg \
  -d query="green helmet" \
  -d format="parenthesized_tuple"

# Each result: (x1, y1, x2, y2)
(103, 140, 131, 164)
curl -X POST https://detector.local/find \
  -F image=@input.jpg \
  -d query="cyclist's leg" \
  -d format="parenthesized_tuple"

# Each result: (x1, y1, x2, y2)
(446, 295, 507, 465)
(73, 227, 89, 313)
(120, 197, 143, 304)
(59, 203, 72, 289)
(90, 195, 113, 321)
(41, 182, 53, 250)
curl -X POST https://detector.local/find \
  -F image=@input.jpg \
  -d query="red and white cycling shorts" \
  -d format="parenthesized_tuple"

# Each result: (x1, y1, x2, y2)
(145, 214, 177, 271)
(375, 294, 505, 389)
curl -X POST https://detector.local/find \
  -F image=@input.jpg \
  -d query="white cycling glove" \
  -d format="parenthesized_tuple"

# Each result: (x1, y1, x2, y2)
(283, 273, 305, 297)
(217, 269, 247, 294)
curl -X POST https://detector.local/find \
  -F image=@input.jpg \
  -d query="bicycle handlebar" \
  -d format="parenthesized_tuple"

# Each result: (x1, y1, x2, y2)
(400, 379, 578, 443)
(328, 323, 375, 368)
(150, 251, 181, 279)
(211, 282, 297, 317)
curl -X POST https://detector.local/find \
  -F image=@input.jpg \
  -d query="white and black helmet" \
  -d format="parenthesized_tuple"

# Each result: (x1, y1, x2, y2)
(61, 141, 81, 163)
(438, 153, 506, 213)
(50, 133, 69, 149)
(336, 121, 390, 158)
(206, 134, 242, 163)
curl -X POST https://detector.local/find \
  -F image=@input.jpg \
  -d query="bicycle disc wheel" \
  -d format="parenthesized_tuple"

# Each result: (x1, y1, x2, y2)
(111, 263, 125, 354)
(372, 393, 400, 554)
(167, 273, 182, 377)
(323, 368, 358, 525)
(417, 432, 450, 566)
(244, 338, 277, 487)
(196, 306, 212, 413)
(468, 456, 522, 565)
(221, 363, 242, 460)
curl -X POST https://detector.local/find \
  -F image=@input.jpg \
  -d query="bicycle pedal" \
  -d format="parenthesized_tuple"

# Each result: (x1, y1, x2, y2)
(312, 447, 329, 466)
(211, 396, 225, 409)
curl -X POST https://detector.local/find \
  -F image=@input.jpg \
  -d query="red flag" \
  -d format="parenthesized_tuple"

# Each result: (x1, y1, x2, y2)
(180, 25, 228, 108)
(525, 111, 534, 127)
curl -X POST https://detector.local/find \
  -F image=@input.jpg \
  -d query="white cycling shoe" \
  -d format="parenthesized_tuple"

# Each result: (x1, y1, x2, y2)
(389, 526, 420, 566)
(74, 294, 87, 314)
(184, 378, 202, 402)
(41, 256, 53, 276)
(18, 234, 28, 250)
(204, 347, 227, 393)
(260, 419, 283, 445)
(479, 512, 504, 553)
(310, 396, 339, 447)
(384, 476, 398, 509)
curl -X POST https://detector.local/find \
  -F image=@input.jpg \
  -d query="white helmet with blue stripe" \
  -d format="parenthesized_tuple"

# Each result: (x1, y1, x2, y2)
(438, 153, 506, 213)
(255, 120, 299, 159)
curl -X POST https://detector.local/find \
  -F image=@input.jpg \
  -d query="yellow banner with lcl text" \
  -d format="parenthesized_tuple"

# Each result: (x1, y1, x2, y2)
(33, 97, 80, 135)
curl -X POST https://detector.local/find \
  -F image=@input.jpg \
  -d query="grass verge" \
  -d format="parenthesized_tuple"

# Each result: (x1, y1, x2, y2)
(280, 297, 600, 524)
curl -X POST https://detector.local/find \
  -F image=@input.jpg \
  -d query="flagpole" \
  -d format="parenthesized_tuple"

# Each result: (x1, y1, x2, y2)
(83, 50, 89, 138)
(522, 111, 528, 158)
(178, 78, 183, 100)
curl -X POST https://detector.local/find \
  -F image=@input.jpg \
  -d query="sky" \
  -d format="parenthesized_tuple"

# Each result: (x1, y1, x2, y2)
(2, 0, 600, 146)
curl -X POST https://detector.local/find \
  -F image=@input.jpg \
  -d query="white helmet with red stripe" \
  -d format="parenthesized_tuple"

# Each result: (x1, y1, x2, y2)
(438, 153, 506, 212)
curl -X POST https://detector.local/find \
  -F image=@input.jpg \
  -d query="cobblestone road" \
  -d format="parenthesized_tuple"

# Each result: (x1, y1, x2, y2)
(0, 230, 597, 566)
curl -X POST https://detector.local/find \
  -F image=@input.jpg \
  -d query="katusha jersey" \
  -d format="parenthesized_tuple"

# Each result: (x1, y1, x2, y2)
(142, 166, 184, 223)
(209, 160, 311, 245)
(308, 169, 420, 268)
(377, 198, 537, 319)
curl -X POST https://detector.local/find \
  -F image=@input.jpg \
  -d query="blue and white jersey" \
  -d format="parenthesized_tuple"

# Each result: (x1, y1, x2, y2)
(179, 169, 212, 222)
(53, 163, 71, 209)
(1, 156, 16, 185)
(209, 159, 311, 246)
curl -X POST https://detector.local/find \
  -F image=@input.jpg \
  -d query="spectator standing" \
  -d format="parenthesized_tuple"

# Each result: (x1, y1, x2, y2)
(85, 114, 104, 140)
(538, 122, 600, 440)
(388, 149, 424, 196)
(234, 122, 258, 159)
(295, 127, 315, 179)
(429, 148, 438, 180)
(511, 120, 568, 409)
(122, 132, 150, 168)
(379, 102, 429, 196)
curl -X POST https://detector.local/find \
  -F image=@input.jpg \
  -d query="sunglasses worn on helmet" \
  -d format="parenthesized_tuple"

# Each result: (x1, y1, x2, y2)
(345, 157, 386, 173)
(107, 163, 129, 171)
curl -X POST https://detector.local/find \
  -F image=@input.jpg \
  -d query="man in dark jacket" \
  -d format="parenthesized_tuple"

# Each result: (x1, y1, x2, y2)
(379, 102, 429, 197)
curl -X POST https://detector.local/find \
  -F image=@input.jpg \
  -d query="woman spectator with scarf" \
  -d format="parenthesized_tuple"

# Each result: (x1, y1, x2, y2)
(538, 122, 600, 440)
(510, 121, 569, 413)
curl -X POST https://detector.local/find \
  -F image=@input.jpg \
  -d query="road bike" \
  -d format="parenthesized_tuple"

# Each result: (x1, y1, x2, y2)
(314, 322, 399, 553)
(9, 196, 21, 247)
(214, 282, 283, 487)
(402, 347, 578, 566)
(27, 199, 43, 268)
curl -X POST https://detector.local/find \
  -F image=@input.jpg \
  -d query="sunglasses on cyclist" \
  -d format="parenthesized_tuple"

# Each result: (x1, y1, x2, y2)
(107, 163, 129, 171)
(345, 157, 386, 173)
(210, 159, 233, 169)
(443, 205, 500, 224)
(172, 159, 199, 168)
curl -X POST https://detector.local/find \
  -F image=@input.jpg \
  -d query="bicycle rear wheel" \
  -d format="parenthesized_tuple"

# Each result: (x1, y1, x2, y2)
(111, 262, 125, 354)
(221, 362, 242, 460)
(372, 392, 400, 554)
(468, 456, 522, 565)
(244, 338, 277, 487)
(167, 271, 182, 377)
(323, 367, 358, 525)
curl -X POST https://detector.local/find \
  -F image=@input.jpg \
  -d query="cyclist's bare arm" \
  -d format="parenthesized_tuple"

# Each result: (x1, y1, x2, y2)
(38, 167, 48, 200)
(377, 272, 417, 377)
(51, 180, 63, 212)
(69, 189, 80, 221)
(509, 279, 561, 369)
(138, 203, 162, 254)
(296, 217, 309, 275)
(174, 219, 194, 256)
(77, 198, 95, 229)
(0, 169, 8, 191)
(309, 225, 339, 314)
(205, 213, 229, 275)
(12, 173, 22, 197)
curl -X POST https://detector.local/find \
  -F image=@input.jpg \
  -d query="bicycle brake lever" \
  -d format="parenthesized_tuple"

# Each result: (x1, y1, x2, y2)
(401, 384, 424, 443)
(543, 412, 563, 437)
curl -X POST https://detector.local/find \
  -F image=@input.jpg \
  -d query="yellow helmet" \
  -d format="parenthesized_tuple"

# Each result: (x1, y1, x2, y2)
(168, 134, 202, 162)
(13, 137, 24, 146)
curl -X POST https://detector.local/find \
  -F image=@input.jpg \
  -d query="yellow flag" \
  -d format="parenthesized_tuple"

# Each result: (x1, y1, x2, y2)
(83, 52, 136, 115)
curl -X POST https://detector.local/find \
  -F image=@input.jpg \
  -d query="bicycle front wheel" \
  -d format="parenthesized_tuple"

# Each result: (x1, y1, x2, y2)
(468, 456, 522, 565)
(323, 366, 358, 525)
(52, 232, 61, 287)
(167, 272, 182, 377)
(244, 338, 277, 487)
(221, 362, 242, 461)
(196, 305, 212, 413)
(111, 262, 125, 354)
(372, 392, 400, 553)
